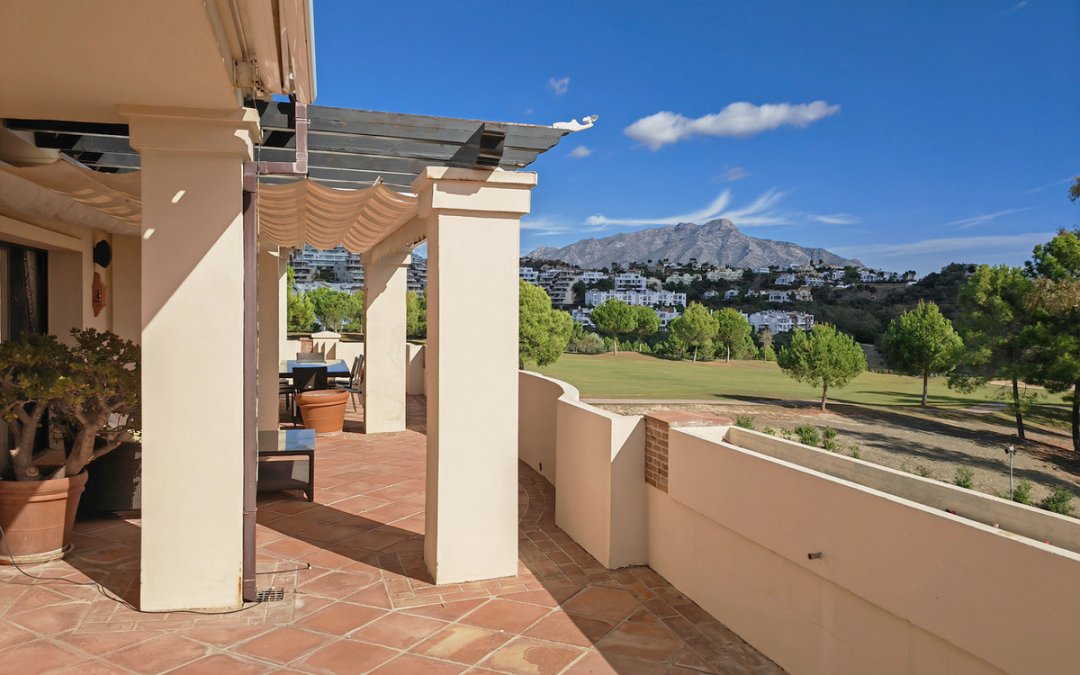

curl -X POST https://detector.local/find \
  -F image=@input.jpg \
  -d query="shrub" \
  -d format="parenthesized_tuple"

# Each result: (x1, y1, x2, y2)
(795, 424, 820, 447)
(1040, 485, 1075, 516)
(849, 445, 861, 460)
(569, 332, 606, 354)
(823, 439, 839, 452)
(763, 427, 776, 436)
(823, 427, 838, 440)
(915, 464, 933, 479)
(735, 415, 755, 430)
(954, 467, 974, 489)
(1012, 480, 1033, 506)
(780, 429, 793, 440)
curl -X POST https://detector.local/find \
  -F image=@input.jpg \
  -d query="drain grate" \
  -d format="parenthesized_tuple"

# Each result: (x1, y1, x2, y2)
(256, 588, 285, 603)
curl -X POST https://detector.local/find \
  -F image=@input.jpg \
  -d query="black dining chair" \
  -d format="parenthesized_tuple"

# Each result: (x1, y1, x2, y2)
(334, 355, 364, 411)
(291, 365, 328, 418)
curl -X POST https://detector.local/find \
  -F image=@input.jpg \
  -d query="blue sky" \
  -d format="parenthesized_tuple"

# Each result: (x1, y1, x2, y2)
(312, 1, 1077, 274)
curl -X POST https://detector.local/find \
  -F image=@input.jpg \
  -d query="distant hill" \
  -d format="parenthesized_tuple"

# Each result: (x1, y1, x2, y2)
(526, 219, 862, 270)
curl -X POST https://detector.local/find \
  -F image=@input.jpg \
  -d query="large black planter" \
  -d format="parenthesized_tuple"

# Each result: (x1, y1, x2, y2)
(78, 442, 141, 515)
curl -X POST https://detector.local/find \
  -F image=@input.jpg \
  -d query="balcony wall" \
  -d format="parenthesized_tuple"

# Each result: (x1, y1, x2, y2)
(519, 371, 648, 569)
(285, 338, 425, 395)
(519, 372, 1080, 675)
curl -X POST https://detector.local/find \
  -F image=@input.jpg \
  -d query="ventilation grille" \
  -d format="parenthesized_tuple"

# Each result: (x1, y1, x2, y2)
(256, 588, 285, 603)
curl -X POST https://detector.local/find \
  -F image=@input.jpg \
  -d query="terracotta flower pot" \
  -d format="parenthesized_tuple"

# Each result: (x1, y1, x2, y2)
(0, 471, 88, 564)
(296, 389, 349, 435)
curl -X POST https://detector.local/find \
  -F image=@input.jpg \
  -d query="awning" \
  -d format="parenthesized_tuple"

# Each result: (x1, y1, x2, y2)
(0, 159, 419, 254)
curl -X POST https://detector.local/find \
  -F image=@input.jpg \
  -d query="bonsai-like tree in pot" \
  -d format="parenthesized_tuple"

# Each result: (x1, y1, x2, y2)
(0, 329, 140, 481)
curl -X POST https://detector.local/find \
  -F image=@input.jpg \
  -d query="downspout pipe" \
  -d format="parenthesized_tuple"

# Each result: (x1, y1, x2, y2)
(241, 98, 309, 602)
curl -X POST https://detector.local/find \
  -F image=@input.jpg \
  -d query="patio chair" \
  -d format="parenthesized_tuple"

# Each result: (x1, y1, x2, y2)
(334, 355, 364, 411)
(291, 365, 328, 418)
(296, 351, 325, 363)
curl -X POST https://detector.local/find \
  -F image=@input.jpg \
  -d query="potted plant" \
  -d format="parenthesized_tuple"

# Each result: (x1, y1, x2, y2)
(0, 329, 139, 563)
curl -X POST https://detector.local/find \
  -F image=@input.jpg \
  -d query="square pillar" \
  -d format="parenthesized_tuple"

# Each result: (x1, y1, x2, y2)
(128, 108, 258, 611)
(361, 251, 410, 434)
(416, 167, 537, 584)
(258, 242, 284, 431)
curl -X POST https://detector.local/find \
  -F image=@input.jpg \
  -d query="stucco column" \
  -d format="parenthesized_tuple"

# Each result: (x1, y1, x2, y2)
(416, 167, 536, 584)
(127, 108, 258, 611)
(258, 242, 284, 431)
(361, 251, 410, 434)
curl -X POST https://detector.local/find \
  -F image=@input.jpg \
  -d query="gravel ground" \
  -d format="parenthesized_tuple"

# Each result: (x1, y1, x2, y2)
(595, 402, 1080, 509)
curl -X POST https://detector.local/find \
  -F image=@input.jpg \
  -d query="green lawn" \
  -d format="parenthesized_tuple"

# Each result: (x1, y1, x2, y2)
(529, 353, 1003, 408)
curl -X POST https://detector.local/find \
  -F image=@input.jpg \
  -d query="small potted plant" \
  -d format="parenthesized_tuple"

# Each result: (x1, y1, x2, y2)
(0, 329, 139, 563)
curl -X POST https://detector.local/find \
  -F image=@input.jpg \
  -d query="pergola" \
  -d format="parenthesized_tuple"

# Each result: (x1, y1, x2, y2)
(1, 101, 576, 608)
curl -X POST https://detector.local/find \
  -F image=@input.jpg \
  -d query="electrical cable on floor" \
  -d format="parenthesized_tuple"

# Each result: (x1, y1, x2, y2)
(0, 521, 309, 615)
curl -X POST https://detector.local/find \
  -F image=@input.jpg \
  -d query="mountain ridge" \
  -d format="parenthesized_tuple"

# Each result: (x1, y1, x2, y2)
(526, 219, 862, 270)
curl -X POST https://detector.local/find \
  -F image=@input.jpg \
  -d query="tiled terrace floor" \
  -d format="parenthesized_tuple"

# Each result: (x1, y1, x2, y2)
(0, 397, 783, 675)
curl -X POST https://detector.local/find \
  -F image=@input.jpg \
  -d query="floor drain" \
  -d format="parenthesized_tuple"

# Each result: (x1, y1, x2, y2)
(256, 588, 285, 603)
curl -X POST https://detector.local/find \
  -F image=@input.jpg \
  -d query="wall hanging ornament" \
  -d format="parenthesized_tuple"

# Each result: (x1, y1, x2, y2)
(92, 272, 107, 317)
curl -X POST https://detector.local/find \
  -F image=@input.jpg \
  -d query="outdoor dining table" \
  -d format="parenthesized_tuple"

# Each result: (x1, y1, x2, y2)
(278, 359, 351, 378)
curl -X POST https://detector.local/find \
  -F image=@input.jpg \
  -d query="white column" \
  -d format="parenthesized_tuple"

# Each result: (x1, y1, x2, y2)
(417, 167, 536, 584)
(258, 242, 284, 431)
(128, 108, 258, 611)
(362, 251, 410, 434)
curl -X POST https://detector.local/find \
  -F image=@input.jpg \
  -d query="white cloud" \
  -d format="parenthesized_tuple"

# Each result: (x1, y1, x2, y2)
(585, 188, 792, 228)
(520, 216, 571, 236)
(548, 77, 569, 96)
(809, 213, 860, 225)
(717, 166, 750, 182)
(836, 232, 1055, 259)
(567, 146, 594, 158)
(941, 206, 1042, 229)
(1025, 177, 1073, 194)
(625, 101, 840, 150)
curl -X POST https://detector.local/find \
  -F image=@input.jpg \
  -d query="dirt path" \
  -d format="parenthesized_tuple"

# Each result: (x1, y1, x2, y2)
(595, 401, 1080, 508)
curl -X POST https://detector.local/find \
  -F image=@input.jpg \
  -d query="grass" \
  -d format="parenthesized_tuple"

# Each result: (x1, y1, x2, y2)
(530, 353, 1001, 408)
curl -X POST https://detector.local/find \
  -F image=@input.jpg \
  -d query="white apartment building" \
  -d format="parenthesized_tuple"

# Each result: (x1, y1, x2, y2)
(752, 267, 771, 274)
(746, 310, 815, 334)
(519, 267, 539, 284)
(571, 307, 595, 328)
(539, 269, 581, 305)
(768, 291, 791, 303)
(665, 272, 700, 286)
(828, 269, 846, 281)
(724, 289, 739, 300)
(408, 257, 428, 297)
(802, 276, 825, 287)
(703, 290, 719, 299)
(706, 268, 744, 281)
(860, 271, 883, 283)
(580, 271, 607, 283)
(585, 289, 688, 308)
(775, 273, 797, 286)
(656, 309, 682, 329)
(615, 272, 648, 292)
(792, 287, 813, 302)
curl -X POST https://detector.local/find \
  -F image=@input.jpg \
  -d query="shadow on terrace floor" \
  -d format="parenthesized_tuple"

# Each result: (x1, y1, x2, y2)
(0, 394, 783, 675)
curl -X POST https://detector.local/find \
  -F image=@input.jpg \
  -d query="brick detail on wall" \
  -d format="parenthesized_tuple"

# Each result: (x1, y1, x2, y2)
(644, 418, 670, 492)
(643, 411, 734, 493)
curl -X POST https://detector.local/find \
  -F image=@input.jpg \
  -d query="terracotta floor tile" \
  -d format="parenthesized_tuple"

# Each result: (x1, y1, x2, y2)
(8, 602, 90, 635)
(459, 599, 550, 634)
(234, 626, 330, 664)
(562, 587, 640, 621)
(298, 570, 382, 597)
(166, 653, 273, 675)
(176, 624, 274, 648)
(105, 634, 210, 675)
(524, 611, 617, 648)
(597, 623, 682, 663)
(300, 523, 366, 545)
(55, 629, 162, 656)
(0, 619, 36, 650)
(295, 602, 386, 636)
(562, 652, 667, 675)
(293, 638, 397, 675)
(0, 639, 86, 673)
(369, 653, 466, 675)
(344, 583, 393, 609)
(401, 598, 488, 622)
(496, 587, 581, 608)
(352, 612, 447, 649)
(412, 624, 513, 665)
(5, 586, 71, 616)
(338, 531, 411, 552)
(47, 660, 136, 675)
(477, 636, 583, 675)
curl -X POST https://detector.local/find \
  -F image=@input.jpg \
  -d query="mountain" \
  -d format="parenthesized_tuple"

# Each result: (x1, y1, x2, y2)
(525, 219, 862, 270)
